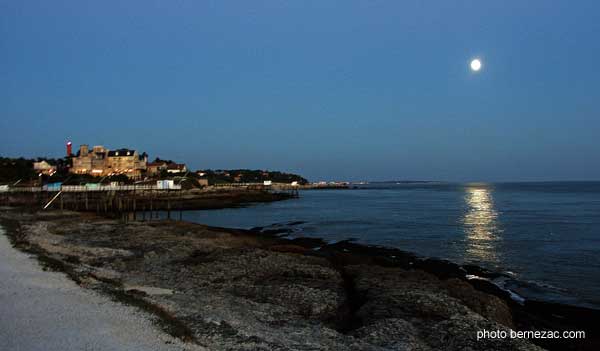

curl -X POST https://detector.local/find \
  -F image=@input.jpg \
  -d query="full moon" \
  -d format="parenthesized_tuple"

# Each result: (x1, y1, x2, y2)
(470, 59, 482, 72)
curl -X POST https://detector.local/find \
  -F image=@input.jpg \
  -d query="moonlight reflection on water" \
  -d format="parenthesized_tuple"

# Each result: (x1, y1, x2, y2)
(463, 185, 502, 265)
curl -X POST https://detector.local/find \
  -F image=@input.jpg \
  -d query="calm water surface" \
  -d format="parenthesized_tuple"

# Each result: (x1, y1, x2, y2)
(179, 182, 600, 308)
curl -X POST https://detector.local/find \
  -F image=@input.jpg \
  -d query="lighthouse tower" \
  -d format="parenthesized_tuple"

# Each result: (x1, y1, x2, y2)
(66, 141, 72, 157)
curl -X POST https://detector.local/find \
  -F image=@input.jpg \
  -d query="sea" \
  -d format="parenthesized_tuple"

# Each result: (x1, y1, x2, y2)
(178, 182, 600, 309)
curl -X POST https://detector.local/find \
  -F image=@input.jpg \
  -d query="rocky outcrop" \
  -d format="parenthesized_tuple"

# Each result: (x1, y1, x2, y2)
(346, 265, 539, 350)
(0, 210, 551, 350)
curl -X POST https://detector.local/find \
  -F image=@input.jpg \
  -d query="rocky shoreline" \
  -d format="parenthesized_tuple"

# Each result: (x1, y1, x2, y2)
(0, 209, 597, 350)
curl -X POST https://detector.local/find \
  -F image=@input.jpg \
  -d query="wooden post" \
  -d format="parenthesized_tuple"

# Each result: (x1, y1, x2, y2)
(179, 189, 183, 221)
(167, 195, 171, 220)
(132, 190, 137, 221)
(155, 189, 159, 219)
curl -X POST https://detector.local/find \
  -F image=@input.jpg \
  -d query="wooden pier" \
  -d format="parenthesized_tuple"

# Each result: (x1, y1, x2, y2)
(1, 184, 299, 222)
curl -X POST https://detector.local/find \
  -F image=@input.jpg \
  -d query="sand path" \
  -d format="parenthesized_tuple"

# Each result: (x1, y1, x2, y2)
(0, 226, 204, 351)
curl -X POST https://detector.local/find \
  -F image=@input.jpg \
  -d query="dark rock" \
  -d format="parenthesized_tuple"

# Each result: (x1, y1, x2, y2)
(346, 265, 542, 350)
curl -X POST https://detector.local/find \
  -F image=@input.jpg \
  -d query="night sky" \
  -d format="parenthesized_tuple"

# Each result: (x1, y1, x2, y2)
(1, 1, 599, 181)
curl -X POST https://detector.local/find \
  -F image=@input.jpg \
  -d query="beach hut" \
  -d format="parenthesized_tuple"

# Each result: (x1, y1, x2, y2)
(157, 180, 175, 190)
(85, 183, 99, 190)
(43, 182, 62, 191)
